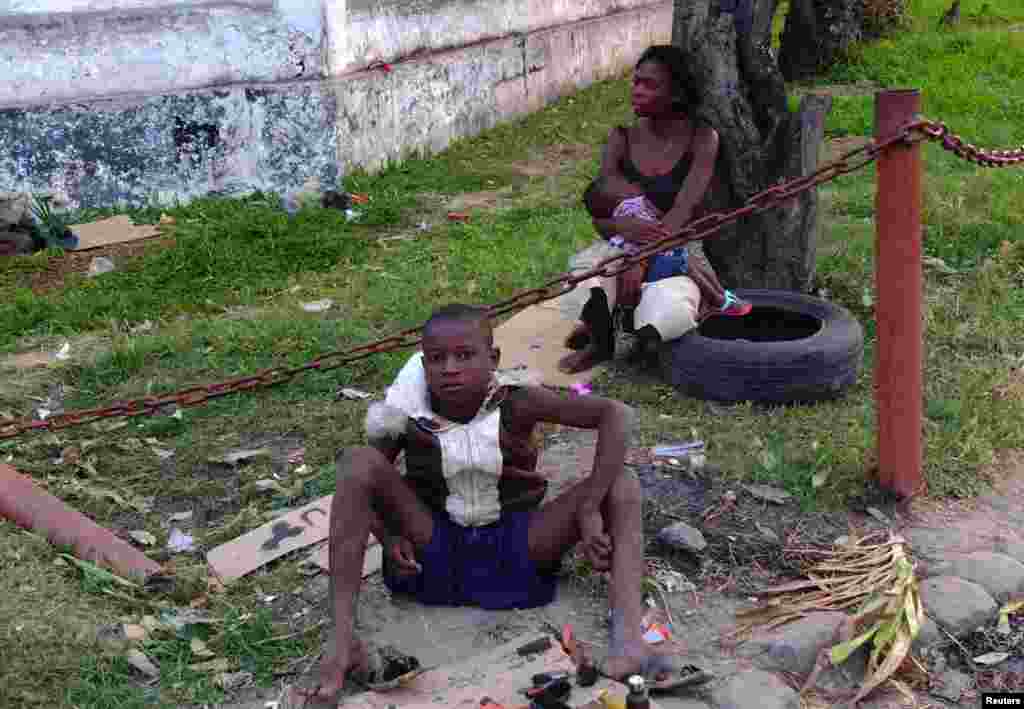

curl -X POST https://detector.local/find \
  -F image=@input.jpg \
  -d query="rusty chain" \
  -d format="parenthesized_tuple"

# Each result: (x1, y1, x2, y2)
(2, 118, 1021, 441)
(909, 119, 1024, 167)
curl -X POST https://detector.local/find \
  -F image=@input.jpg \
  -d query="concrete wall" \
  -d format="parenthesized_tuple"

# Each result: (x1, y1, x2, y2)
(0, 0, 671, 208)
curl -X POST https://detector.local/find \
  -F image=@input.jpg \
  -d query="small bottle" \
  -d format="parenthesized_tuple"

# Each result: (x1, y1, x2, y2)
(625, 674, 650, 709)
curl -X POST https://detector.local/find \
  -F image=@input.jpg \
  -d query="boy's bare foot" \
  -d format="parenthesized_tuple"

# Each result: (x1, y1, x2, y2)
(600, 643, 712, 692)
(558, 344, 612, 374)
(296, 639, 370, 703)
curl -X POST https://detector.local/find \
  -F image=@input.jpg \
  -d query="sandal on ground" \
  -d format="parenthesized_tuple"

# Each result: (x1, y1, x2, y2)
(596, 652, 714, 694)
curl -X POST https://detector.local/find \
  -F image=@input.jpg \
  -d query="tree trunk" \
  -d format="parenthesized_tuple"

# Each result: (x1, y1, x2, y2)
(778, 0, 863, 81)
(673, 0, 832, 293)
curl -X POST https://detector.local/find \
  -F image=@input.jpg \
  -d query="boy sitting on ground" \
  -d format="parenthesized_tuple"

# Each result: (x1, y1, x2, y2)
(300, 303, 686, 703)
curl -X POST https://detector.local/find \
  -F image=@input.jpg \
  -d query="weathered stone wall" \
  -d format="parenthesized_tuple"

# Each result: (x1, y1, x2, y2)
(0, 0, 671, 208)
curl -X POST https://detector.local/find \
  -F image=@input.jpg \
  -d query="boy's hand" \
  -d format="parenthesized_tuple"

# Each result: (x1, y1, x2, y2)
(387, 536, 423, 576)
(578, 508, 613, 571)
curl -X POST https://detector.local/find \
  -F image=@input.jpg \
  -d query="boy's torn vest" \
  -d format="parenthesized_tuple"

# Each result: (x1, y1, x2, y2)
(365, 353, 541, 528)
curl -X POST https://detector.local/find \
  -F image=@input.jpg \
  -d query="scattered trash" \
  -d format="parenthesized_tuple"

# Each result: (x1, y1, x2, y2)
(189, 657, 231, 673)
(569, 382, 592, 396)
(973, 651, 1010, 666)
(337, 387, 372, 400)
(129, 530, 157, 546)
(366, 60, 393, 73)
(167, 528, 195, 553)
(159, 608, 217, 633)
(61, 445, 81, 465)
(447, 211, 471, 222)
(755, 521, 780, 543)
(151, 446, 175, 460)
(87, 256, 116, 277)
(254, 479, 281, 492)
(344, 209, 362, 222)
(32, 383, 65, 421)
(125, 649, 160, 679)
(652, 441, 705, 473)
(168, 510, 194, 524)
(54, 342, 71, 361)
(811, 469, 829, 488)
(287, 447, 306, 464)
(923, 255, 958, 275)
(123, 623, 147, 641)
(418, 221, 431, 231)
(866, 506, 891, 525)
(350, 193, 370, 205)
(172, 408, 184, 421)
(190, 637, 215, 658)
(301, 299, 334, 313)
(650, 568, 694, 594)
(130, 320, 154, 334)
(263, 595, 278, 604)
(320, 190, 351, 211)
(212, 448, 271, 466)
(743, 484, 793, 504)
(293, 464, 309, 475)
(217, 670, 254, 691)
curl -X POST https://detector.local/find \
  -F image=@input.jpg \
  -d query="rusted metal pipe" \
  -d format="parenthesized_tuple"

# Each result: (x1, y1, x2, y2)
(874, 90, 924, 498)
(0, 463, 162, 581)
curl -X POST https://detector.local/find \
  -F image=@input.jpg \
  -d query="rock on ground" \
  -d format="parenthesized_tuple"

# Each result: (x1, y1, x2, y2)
(738, 612, 847, 676)
(913, 616, 943, 649)
(657, 521, 708, 553)
(930, 551, 1024, 600)
(709, 669, 799, 709)
(919, 575, 997, 636)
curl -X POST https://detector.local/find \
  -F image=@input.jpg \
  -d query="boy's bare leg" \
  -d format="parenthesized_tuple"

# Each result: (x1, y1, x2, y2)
(529, 469, 662, 679)
(301, 447, 434, 702)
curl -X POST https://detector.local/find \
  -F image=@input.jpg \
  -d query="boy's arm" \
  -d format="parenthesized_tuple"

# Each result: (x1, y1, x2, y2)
(506, 386, 635, 513)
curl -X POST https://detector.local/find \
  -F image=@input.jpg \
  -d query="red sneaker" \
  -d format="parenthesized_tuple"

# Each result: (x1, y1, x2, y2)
(716, 291, 752, 318)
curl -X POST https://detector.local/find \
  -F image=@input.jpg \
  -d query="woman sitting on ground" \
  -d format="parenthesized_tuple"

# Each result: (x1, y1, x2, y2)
(559, 44, 750, 374)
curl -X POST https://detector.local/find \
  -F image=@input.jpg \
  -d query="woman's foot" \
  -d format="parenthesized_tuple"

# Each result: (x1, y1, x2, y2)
(558, 343, 613, 374)
(564, 323, 592, 351)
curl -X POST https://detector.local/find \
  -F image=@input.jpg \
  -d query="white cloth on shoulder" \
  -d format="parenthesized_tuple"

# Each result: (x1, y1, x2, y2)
(364, 352, 538, 528)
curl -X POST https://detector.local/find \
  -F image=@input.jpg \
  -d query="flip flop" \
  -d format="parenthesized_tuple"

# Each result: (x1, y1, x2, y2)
(647, 664, 715, 694)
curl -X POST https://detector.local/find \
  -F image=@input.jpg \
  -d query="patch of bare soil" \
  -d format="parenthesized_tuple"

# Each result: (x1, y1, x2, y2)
(23, 234, 176, 294)
(509, 143, 596, 178)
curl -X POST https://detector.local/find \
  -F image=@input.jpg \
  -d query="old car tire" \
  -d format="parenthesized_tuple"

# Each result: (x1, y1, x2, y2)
(659, 289, 864, 404)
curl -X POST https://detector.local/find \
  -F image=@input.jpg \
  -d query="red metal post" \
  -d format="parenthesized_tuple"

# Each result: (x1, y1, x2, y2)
(874, 90, 924, 498)
(0, 463, 163, 581)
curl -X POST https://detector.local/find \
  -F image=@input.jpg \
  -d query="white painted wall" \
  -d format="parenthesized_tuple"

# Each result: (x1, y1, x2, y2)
(0, 0, 666, 107)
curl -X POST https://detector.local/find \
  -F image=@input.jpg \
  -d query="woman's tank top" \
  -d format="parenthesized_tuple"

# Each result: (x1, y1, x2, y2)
(617, 124, 696, 214)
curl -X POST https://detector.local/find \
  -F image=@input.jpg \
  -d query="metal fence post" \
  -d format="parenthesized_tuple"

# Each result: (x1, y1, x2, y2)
(874, 89, 924, 498)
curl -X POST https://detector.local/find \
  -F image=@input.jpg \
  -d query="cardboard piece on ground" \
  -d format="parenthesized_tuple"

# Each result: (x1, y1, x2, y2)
(68, 215, 163, 251)
(306, 537, 382, 578)
(493, 303, 601, 390)
(206, 495, 378, 583)
(337, 634, 663, 709)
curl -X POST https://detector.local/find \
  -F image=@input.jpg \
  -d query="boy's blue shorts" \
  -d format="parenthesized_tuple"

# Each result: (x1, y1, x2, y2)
(383, 510, 559, 610)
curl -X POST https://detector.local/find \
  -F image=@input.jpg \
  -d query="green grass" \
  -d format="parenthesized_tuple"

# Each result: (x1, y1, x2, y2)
(2, 2, 1024, 706)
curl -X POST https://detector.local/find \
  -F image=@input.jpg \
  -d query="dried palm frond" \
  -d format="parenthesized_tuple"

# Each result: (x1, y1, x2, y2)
(730, 531, 925, 706)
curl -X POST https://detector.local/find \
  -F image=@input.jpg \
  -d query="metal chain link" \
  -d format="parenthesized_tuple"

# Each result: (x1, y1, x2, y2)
(909, 119, 1024, 167)
(1, 118, 1012, 441)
